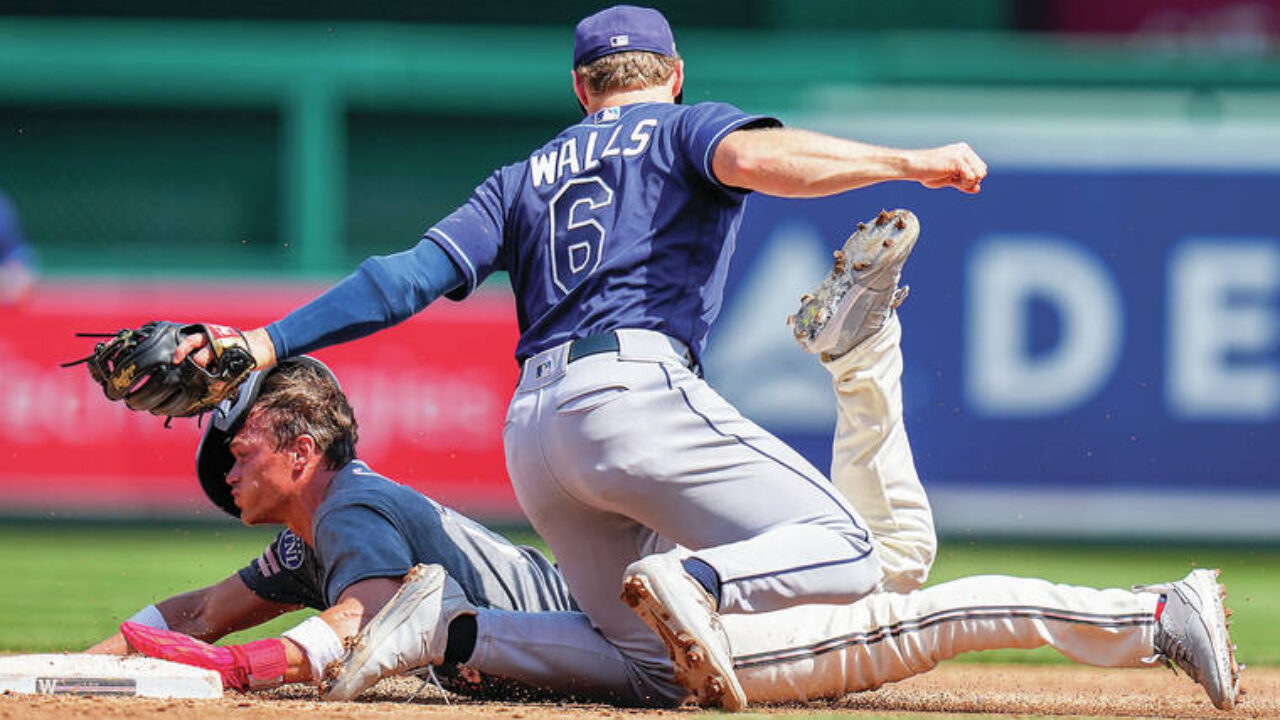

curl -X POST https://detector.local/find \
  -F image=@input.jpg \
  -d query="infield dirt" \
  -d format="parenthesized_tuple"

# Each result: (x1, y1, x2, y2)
(0, 664, 1274, 720)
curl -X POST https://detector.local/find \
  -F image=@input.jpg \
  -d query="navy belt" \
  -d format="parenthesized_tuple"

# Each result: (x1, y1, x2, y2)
(566, 331, 699, 375)
(567, 331, 622, 363)
(517, 331, 698, 381)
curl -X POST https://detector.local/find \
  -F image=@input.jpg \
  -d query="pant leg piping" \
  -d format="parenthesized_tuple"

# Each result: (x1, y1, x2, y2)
(659, 364, 871, 545)
(732, 604, 1156, 669)
(720, 551, 876, 585)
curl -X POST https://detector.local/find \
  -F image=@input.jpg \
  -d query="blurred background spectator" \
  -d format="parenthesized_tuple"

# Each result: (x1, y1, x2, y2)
(0, 191, 35, 304)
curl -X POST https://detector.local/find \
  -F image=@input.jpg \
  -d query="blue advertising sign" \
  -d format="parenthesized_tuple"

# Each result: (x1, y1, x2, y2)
(706, 170, 1280, 538)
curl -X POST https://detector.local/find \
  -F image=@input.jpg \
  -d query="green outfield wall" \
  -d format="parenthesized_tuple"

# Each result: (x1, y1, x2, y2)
(2, 17, 1279, 275)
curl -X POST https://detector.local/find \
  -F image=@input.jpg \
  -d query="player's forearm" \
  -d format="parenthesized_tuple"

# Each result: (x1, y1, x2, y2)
(85, 632, 130, 655)
(267, 610, 358, 686)
(265, 239, 464, 359)
(86, 593, 217, 655)
(714, 128, 914, 197)
(276, 584, 399, 687)
(155, 591, 227, 642)
(714, 128, 985, 197)
(151, 577, 297, 643)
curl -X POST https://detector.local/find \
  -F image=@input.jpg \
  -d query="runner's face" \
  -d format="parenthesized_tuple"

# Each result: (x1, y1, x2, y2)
(226, 412, 296, 525)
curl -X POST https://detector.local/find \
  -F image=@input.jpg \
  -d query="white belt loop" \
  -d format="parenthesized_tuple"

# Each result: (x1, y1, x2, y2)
(615, 329, 691, 365)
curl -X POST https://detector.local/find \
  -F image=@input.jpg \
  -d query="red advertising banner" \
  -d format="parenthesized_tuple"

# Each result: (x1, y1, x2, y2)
(0, 280, 524, 519)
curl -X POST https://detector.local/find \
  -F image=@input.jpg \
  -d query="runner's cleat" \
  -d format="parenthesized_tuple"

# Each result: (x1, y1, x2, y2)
(322, 564, 475, 701)
(621, 553, 746, 711)
(789, 209, 920, 358)
(1136, 568, 1240, 710)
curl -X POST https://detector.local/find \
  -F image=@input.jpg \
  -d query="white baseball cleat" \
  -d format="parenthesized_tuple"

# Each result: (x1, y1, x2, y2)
(621, 553, 746, 711)
(788, 209, 919, 358)
(321, 564, 475, 701)
(1136, 568, 1240, 711)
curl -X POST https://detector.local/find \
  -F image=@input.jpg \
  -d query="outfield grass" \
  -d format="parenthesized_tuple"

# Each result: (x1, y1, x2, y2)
(3, 522, 1276, 666)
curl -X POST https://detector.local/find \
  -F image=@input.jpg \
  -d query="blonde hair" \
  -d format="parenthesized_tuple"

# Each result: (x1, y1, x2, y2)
(575, 50, 679, 96)
(251, 360, 358, 470)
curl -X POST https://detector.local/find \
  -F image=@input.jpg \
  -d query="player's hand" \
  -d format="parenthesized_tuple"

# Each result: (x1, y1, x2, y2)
(173, 325, 277, 371)
(909, 143, 986, 194)
(85, 633, 130, 655)
(120, 621, 288, 691)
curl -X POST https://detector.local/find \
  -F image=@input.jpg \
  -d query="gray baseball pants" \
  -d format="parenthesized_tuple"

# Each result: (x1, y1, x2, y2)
(502, 328, 881, 701)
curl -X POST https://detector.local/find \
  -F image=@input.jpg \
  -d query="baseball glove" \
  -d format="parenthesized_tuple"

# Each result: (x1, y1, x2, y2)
(64, 321, 256, 418)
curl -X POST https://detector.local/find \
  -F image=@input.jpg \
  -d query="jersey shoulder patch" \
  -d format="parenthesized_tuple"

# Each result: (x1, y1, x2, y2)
(277, 530, 306, 571)
(256, 529, 307, 577)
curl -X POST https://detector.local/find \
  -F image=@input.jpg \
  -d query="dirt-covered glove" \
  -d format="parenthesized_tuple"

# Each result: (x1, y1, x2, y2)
(120, 621, 288, 691)
(65, 320, 256, 418)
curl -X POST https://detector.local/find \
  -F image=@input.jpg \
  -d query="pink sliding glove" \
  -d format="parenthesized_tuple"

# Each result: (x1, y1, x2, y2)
(120, 621, 288, 691)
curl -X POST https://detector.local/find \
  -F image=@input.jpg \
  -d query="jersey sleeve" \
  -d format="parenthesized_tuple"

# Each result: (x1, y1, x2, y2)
(264, 238, 464, 359)
(236, 530, 327, 610)
(677, 102, 782, 195)
(313, 503, 416, 606)
(425, 169, 508, 300)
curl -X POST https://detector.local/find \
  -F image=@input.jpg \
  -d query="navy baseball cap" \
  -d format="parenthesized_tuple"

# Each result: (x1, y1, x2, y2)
(573, 5, 678, 68)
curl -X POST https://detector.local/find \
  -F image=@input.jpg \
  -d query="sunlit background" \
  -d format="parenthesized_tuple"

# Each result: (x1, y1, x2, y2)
(0, 0, 1277, 656)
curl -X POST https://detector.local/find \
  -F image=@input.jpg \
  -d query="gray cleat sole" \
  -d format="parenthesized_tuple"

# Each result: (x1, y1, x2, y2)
(789, 209, 920, 356)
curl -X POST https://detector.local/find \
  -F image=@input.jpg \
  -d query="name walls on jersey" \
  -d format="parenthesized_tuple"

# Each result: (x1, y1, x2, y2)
(530, 119, 657, 188)
(967, 236, 1279, 420)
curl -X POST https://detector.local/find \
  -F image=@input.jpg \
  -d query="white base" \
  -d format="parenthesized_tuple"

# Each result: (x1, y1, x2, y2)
(0, 654, 221, 699)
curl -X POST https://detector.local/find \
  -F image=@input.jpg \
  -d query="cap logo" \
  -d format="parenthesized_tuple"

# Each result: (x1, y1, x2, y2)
(609, 34, 630, 47)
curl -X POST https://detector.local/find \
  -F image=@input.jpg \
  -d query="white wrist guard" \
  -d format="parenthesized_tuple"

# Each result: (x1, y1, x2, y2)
(282, 616, 344, 682)
(126, 604, 169, 631)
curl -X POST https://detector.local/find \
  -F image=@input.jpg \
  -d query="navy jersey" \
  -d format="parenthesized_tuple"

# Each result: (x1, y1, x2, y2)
(238, 460, 575, 614)
(428, 101, 779, 363)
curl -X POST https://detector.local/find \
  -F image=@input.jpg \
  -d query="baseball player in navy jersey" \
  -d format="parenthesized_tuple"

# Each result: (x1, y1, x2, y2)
(171, 5, 1236, 710)
(95, 361, 1238, 709)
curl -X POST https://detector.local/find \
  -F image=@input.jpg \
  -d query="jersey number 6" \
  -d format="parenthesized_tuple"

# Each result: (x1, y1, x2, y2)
(549, 177, 615, 295)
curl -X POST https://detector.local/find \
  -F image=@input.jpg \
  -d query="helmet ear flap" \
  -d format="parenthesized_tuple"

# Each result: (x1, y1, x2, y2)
(197, 423, 241, 518)
(196, 367, 266, 520)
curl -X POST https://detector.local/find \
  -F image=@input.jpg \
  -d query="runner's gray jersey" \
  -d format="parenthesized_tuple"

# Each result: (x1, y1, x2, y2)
(238, 460, 574, 614)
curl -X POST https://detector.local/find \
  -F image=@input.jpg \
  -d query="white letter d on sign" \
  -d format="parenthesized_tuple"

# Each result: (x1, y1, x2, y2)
(965, 237, 1123, 417)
